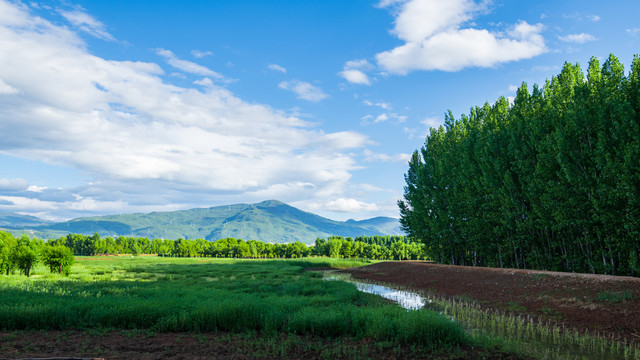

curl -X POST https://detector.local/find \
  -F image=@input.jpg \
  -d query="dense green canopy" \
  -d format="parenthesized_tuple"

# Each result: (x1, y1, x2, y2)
(399, 54, 640, 276)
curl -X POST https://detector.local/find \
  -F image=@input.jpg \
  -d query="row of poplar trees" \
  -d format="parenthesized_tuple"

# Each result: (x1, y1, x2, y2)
(399, 54, 640, 276)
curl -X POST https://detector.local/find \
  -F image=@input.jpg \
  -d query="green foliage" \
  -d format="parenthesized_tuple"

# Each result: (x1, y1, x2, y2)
(400, 54, 640, 276)
(313, 235, 426, 260)
(0, 256, 468, 351)
(5, 230, 418, 262)
(41, 245, 75, 275)
(11, 235, 39, 276)
(0, 231, 17, 274)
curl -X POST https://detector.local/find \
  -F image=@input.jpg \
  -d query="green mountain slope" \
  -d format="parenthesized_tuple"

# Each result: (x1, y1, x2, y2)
(4, 200, 402, 243)
(0, 211, 53, 227)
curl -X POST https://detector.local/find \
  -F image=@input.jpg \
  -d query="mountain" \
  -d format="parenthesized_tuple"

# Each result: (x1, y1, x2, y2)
(0, 211, 53, 227)
(2, 200, 402, 244)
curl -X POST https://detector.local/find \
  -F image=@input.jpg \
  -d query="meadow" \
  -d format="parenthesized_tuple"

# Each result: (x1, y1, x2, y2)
(0, 256, 518, 359)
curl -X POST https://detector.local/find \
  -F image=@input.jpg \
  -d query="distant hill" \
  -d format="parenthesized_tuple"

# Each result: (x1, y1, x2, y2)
(2, 200, 402, 244)
(0, 211, 53, 227)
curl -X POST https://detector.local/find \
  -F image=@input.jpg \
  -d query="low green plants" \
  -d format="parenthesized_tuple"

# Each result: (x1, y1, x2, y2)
(0, 256, 468, 353)
(506, 301, 526, 312)
(596, 290, 633, 303)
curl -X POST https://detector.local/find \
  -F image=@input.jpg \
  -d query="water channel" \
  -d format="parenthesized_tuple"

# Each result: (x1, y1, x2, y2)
(322, 270, 638, 360)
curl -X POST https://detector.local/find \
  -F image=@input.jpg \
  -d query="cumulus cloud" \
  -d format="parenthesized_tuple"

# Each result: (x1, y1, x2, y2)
(278, 80, 329, 102)
(156, 48, 224, 78)
(375, 0, 546, 74)
(0, 1, 367, 220)
(558, 33, 597, 44)
(339, 59, 374, 85)
(58, 7, 115, 41)
(267, 63, 287, 73)
(323, 198, 379, 213)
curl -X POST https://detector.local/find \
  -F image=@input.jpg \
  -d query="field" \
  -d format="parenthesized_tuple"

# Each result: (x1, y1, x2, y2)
(345, 262, 640, 358)
(0, 256, 526, 359)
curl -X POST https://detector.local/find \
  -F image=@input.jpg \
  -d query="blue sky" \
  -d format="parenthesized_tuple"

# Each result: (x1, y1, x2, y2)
(0, 0, 639, 222)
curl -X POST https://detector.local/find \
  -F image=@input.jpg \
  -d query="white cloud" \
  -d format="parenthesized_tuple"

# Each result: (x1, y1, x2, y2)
(376, 0, 405, 7)
(191, 50, 213, 58)
(278, 80, 329, 102)
(339, 59, 374, 85)
(156, 48, 224, 78)
(0, 178, 29, 191)
(401, 117, 442, 140)
(627, 28, 640, 36)
(0, 1, 366, 220)
(558, 33, 597, 44)
(375, 0, 546, 74)
(58, 7, 114, 41)
(361, 112, 406, 125)
(374, 113, 389, 123)
(363, 149, 411, 163)
(363, 100, 391, 110)
(26, 185, 47, 192)
(0, 194, 127, 217)
(421, 117, 442, 129)
(193, 77, 214, 87)
(340, 70, 370, 85)
(323, 198, 379, 213)
(587, 15, 600, 22)
(267, 63, 287, 73)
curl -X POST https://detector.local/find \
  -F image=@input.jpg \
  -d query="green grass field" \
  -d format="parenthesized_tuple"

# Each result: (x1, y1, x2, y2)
(0, 256, 523, 359)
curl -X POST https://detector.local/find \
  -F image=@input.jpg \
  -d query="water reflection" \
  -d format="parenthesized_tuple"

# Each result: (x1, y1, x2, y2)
(323, 271, 428, 310)
(356, 282, 426, 310)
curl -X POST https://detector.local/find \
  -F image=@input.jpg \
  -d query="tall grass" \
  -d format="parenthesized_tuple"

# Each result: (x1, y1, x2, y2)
(0, 257, 467, 351)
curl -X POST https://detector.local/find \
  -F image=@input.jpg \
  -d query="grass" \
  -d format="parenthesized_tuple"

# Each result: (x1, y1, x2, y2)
(433, 293, 640, 360)
(596, 290, 634, 303)
(0, 256, 470, 356)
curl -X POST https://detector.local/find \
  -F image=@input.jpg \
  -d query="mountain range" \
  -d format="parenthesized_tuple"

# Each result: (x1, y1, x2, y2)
(1, 200, 402, 244)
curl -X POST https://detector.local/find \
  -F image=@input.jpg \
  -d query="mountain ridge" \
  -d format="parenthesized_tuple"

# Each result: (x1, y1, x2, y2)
(2, 200, 402, 244)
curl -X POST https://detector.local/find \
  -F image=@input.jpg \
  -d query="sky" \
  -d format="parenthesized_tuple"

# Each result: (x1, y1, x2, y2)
(0, 0, 639, 222)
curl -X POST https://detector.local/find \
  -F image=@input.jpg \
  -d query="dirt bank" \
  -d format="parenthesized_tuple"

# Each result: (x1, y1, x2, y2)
(343, 261, 640, 344)
(0, 330, 527, 360)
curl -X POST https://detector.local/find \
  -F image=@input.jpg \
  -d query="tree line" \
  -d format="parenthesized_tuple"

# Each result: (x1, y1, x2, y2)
(0, 231, 425, 276)
(314, 236, 426, 260)
(399, 54, 640, 276)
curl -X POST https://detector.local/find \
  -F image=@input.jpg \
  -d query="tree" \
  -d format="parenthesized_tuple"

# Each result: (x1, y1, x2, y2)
(0, 234, 16, 275)
(12, 236, 39, 277)
(399, 53, 640, 275)
(41, 245, 75, 275)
